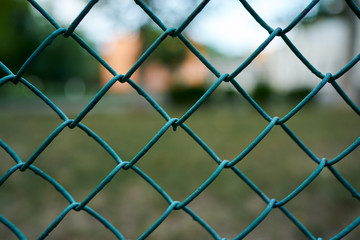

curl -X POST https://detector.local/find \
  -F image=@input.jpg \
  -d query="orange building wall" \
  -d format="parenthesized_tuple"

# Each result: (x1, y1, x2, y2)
(100, 34, 141, 93)
(100, 34, 208, 93)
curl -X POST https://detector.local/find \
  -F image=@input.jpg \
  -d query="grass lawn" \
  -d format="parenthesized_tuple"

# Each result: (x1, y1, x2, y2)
(0, 99, 359, 239)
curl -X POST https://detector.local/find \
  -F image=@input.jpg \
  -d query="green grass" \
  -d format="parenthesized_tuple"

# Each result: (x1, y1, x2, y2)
(0, 103, 359, 239)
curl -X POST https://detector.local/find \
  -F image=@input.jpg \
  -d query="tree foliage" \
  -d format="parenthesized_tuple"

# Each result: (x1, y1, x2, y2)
(140, 25, 187, 70)
(0, 0, 99, 94)
(0, 0, 39, 72)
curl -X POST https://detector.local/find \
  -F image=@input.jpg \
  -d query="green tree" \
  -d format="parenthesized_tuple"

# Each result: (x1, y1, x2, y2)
(0, 0, 99, 95)
(0, 0, 39, 74)
(96, 0, 198, 91)
(97, 0, 191, 67)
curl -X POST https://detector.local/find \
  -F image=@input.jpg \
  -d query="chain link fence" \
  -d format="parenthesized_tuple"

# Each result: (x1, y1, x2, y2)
(1, 0, 359, 239)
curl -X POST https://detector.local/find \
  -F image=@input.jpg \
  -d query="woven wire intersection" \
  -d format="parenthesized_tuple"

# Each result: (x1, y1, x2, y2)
(0, 0, 359, 239)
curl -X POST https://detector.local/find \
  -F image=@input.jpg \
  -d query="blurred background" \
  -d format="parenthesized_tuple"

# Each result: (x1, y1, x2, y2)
(0, 0, 359, 239)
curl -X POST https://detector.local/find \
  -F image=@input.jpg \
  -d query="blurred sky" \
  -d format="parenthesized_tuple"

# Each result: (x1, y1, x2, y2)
(36, 0, 316, 56)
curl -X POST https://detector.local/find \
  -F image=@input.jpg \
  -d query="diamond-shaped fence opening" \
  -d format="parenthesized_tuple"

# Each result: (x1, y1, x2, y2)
(0, 0, 359, 239)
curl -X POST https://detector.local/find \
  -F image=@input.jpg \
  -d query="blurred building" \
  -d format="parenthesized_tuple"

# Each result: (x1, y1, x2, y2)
(209, 17, 359, 103)
(100, 33, 208, 93)
(100, 17, 359, 104)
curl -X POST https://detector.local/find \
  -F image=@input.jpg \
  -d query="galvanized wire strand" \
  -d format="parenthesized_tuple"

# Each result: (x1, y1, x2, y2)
(0, 0, 359, 239)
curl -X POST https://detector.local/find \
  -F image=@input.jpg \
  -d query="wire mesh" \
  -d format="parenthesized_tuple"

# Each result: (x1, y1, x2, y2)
(0, 0, 359, 239)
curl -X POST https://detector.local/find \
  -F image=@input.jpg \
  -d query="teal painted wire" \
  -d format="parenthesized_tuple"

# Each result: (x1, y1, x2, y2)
(176, 160, 230, 209)
(71, 33, 118, 76)
(0, 75, 14, 87)
(173, 0, 210, 36)
(28, 0, 118, 77)
(231, 166, 270, 203)
(332, 54, 360, 80)
(279, 73, 331, 123)
(126, 78, 171, 120)
(239, 0, 273, 34)
(70, 76, 122, 128)
(178, 33, 221, 77)
(0, 215, 26, 240)
(329, 138, 360, 165)
(133, 165, 222, 239)
(0, 164, 22, 186)
(77, 123, 123, 164)
(331, 80, 360, 115)
(183, 206, 223, 240)
(0, 139, 22, 164)
(64, 0, 100, 37)
(345, 0, 360, 18)
(138, 201, 180, 240)
(38, 203, 78, 240)
(132, 165, 174, 204)
(0, 73, 68, 121)
(83, 206, 125, 239)
(28, 165, 75, 204)
(331, 216, 360, 240)
(229, 27, 282, 80)
(21, 120, 73, 171)
(229, 78, 273, 122)
(123, 28, 176, 83)
(230, 117, 279, 166)
(282, 0, 320, 33)
(125, 118, 178, 168)
(14, 28, 67, 84)
(0, 0, 359, 239)
(234, 199, 276, 239)
(281, 34, 325, 79)
(280, 123, 321, 163)
(76, 162, 128, 211)
(279, 206, 317, 240)
(0, 61, 13, 75)
(27, 0, 61, 29)
(19, 77, 68, 121)
(175, 74, 229, 127)
(275, 159, 327, 207)
(40, 203, 126, 239)
(180, 123, 222, 164)
(134, 0, 168, 31)
(1, 164, 75, 204)
(328, 165, 360, 200)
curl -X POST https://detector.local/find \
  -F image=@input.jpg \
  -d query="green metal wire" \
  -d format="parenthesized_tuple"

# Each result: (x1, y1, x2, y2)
(0, 0, 359, 239)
